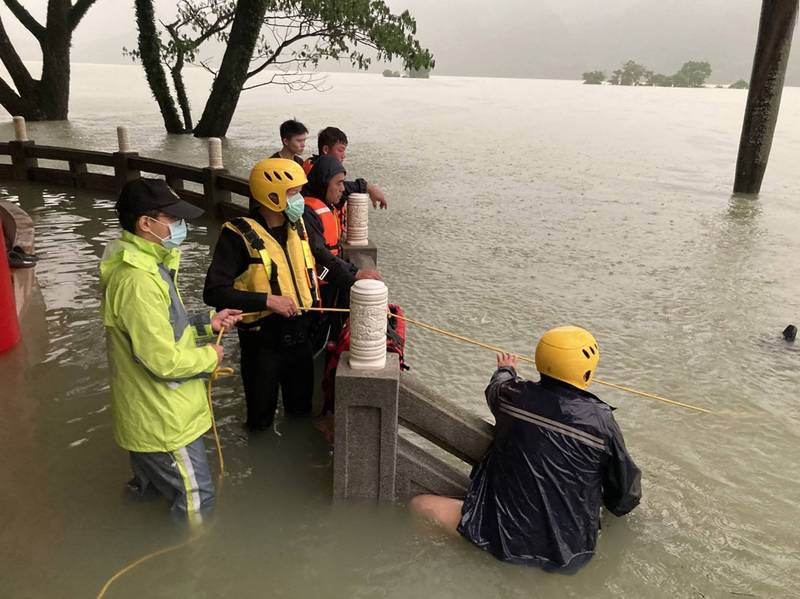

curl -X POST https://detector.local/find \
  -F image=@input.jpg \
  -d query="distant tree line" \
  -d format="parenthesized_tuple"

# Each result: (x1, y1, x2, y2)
(581, 60, 747, 89)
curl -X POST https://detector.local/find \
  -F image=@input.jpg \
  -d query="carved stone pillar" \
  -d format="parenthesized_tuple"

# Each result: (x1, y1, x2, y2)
(349, 279, 388, 370)
(346, 192, 369, 246)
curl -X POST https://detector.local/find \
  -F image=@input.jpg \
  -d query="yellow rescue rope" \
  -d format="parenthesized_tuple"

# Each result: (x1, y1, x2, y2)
(295, 306, 712, 414)
(96, 328, 230, 598)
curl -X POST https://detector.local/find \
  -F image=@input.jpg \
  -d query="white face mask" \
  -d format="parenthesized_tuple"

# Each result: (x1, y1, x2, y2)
(284, 193, 305, 223)
(146, 216, 187, 249)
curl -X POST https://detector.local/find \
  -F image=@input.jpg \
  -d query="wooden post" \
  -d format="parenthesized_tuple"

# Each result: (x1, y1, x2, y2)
(68, 159, 88, 189)
(8, 117, 38, 182)
(733, 0, 799, 194)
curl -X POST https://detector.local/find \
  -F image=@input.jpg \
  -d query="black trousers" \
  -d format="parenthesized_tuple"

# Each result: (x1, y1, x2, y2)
(237, 318, 314, 430)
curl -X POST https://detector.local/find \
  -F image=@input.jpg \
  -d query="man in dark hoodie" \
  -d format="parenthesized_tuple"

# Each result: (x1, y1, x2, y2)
(302, 155, 381, 355)
(410, 326, 641, 573)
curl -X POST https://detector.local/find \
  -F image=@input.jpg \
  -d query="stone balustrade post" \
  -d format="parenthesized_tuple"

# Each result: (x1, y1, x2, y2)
(342, 192, 378, 268)
(112, 126, 140, 193)
(202, 137, 230, 216)
(333, 279, 399, 502)
(8, 116, 38, 181)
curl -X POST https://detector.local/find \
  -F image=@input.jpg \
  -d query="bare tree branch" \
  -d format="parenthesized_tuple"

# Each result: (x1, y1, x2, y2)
(242, 67, 328, 92)
(0, 13, 36, 98)
(0, 75, 26, 114)
(198, 58, 218, 77)
(1, 0, 45, 40)
(69, 0, 99, 31)
(246, 28, 333, 80)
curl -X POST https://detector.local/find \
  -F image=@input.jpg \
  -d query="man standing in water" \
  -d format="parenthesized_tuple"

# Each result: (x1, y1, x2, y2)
(410, 326, 641, 572)
(100, 179, 241, 522)
(204, 158, 320, 432)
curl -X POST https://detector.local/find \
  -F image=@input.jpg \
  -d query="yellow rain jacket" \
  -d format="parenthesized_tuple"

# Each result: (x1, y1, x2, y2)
(99, 231, 217, 452)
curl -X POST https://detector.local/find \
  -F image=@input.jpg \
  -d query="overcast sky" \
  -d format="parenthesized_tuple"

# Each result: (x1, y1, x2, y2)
(2, 0, 798, 84)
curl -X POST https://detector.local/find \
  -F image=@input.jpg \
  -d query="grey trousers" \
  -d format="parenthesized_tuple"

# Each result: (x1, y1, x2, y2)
(128, 435, 215, 523)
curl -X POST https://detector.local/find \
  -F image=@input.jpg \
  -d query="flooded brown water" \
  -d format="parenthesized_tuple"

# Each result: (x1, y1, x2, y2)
(1, 66, 799, 597)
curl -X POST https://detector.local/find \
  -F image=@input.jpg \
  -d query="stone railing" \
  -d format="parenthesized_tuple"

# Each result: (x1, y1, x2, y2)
(335, 240, 495, 504)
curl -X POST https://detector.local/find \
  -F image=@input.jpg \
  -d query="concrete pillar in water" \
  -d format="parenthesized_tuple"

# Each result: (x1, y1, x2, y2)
(333, 279, 399, 502)
(112, 126, 140, 193)
(733, 0, 799, 194)
(9, 117, 38, 181)
(203, 137, 230, 215)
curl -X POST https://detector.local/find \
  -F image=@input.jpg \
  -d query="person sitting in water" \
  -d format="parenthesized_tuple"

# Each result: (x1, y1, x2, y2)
(410, 326, 642, 572)
(304, 126, 388, 209)
(270, 119, 308, 168)
(99, 179, 241, 523)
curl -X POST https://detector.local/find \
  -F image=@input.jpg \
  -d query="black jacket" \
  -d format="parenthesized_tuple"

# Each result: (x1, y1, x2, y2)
(458, 369, 642, 572)
(203, 210, 313, 340)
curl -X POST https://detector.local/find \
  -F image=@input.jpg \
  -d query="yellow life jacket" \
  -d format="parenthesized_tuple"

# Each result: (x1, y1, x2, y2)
(222, 217, 319, 325)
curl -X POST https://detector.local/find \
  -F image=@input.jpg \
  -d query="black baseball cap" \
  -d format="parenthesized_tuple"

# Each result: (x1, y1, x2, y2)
(115, 178, 204, 220)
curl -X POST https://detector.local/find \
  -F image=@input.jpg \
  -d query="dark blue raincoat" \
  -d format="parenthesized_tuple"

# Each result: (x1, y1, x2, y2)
(458, 368, 642, 572)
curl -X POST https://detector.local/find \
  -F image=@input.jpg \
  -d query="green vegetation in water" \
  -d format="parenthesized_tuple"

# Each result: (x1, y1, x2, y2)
(583, 60, 716, 87)
(729, 79, 749, 89)
(382, 69, 402, 78)
(406, 67, 431, 79)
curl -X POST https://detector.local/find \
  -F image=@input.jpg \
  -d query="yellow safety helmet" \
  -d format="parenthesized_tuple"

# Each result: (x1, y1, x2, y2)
(535, 326, 600, 390)
(249, 158, 308, 212)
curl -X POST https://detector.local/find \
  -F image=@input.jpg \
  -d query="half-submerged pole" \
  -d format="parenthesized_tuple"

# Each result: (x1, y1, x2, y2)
(733, 0, 799, 194)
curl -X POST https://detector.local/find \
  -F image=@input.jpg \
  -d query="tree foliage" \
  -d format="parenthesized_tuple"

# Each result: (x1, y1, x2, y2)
(608, 61, 649, 86)
(672, 61, 712, 87)
(588, 59, 713, 88)
(131, 0, 435, 137)
(729, 79, 749, 89)
(581, 70, 605, 85)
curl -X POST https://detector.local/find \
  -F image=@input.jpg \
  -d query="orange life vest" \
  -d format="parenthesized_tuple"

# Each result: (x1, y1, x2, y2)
(304, 197, 341, 286)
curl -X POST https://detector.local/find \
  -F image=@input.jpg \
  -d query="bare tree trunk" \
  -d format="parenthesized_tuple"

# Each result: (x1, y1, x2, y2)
(193, 0, 268, 138)
(0, 0, 99, 120)
(733, 0, 799, 194)
(38, 0, 70, 120)
(134, 0, 185, 133)
(171, 53, 193, 131)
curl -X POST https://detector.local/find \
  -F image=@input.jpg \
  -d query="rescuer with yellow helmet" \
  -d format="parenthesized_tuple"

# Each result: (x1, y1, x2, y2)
(410, 326, 641, 572)
(203, 158, 320, 432)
